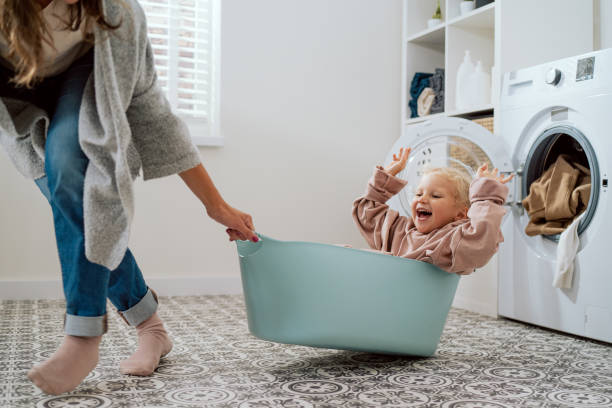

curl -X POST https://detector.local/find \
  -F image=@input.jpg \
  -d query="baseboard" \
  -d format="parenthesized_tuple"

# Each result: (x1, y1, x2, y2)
(3, 279, 499, 318)
(452, 295, 498, 318)
(0, 276, 243, 300)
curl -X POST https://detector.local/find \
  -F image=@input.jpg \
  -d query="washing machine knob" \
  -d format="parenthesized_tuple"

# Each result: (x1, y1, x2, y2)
(545, 68, 562, 86)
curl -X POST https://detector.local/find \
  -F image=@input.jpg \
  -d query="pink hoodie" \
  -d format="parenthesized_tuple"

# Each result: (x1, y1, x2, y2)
(352, 167, 509, 274)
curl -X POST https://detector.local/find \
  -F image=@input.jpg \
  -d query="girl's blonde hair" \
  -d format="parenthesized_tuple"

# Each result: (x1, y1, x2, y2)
(423, 167, 471, 208)
(0, 0, 120, 88)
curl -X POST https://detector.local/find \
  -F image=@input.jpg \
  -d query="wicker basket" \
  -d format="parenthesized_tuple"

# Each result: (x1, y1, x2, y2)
(447, 116, 495, 174)
(472, 116, 494, 133)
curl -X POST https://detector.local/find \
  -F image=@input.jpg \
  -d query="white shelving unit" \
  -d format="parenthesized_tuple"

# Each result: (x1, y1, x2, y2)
(402, 0, 496, 127)
(401, 0, 595, 130)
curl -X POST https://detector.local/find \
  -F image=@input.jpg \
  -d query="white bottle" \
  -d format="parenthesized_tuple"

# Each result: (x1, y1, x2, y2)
(455, 50, 474, 110)
(468, 61, 491, 107)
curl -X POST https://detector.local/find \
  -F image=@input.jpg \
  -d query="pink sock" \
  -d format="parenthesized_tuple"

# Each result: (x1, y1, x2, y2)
(27, 335, 101, 395)
(120, 312, 173, 376)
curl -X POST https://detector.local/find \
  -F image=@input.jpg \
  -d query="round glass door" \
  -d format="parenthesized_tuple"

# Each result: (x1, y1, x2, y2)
(394, 135, 494, 217)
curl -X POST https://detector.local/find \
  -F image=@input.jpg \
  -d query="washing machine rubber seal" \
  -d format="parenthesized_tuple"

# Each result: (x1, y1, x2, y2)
(522, 124, 600, 240)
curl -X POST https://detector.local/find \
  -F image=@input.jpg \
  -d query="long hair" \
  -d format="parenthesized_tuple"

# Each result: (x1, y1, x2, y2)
(0, 0, 120, 88)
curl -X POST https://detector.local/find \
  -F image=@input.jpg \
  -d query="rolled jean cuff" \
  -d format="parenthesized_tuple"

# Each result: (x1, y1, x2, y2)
(120, 288, 158, 327)
(64, 314, 107, 337)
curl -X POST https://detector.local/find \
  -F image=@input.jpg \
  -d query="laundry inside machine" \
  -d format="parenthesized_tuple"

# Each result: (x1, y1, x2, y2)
(520, 126, 599, 239)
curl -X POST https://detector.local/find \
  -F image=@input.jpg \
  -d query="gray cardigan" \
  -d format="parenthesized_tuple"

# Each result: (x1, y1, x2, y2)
(0, 0, 202, 270)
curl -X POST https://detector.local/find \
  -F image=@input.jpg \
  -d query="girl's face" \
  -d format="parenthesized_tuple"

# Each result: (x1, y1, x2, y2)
(411, 173, 468, 234)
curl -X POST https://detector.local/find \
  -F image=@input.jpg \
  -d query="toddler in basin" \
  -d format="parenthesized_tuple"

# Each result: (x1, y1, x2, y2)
(352, 147, 513, 274)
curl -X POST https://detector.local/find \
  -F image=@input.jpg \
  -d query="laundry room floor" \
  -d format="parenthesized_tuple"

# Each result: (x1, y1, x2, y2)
(1, 295, 611, 407)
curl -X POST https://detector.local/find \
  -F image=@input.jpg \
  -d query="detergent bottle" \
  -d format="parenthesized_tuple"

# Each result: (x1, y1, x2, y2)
(468, 60, 491, 107)
(455, 50, 474, 110)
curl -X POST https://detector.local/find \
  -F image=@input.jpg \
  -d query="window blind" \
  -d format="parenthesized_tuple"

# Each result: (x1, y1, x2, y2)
(138, 0, 219, 140)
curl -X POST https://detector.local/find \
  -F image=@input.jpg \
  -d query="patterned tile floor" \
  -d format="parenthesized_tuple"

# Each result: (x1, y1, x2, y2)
(1, 295, 611, 407)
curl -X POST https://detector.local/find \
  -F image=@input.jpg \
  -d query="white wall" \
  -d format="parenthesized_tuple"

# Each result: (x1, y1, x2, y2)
(597, 0, 612, 49)
(0, 0, 402, 294)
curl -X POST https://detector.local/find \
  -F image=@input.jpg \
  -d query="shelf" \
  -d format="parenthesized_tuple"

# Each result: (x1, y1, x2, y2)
(447, 104, 494, 117)
(404, 105, 494, 125)
(447, 3, 495, 30)
(406, 24, 445, 45)
(405, 112, 446, 125)
(402, 1, 497, 131)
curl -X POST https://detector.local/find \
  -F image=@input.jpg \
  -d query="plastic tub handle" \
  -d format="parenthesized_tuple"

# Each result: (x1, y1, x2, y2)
(236, 235, 264, 258)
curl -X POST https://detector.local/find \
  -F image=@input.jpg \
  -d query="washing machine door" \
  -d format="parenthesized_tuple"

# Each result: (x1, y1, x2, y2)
(386, 117, 514, 217)
(514, 122, 601, 246)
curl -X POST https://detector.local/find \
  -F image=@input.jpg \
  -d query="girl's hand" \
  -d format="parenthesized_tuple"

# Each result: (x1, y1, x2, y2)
(384, 147, 411, 176)
(476, 163, 514, 184)
(207, 202, 257, 242)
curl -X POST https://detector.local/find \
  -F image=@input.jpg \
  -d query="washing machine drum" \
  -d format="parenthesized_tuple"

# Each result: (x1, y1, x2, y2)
(385, 117, 513, 218)
(521, 125, 600, 238)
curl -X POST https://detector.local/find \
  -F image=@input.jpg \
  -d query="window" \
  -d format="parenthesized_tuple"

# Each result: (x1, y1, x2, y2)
(139, 0, 221, 145)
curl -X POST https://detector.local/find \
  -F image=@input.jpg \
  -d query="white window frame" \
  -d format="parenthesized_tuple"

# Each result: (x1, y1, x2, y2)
(141, 0, 222, 146)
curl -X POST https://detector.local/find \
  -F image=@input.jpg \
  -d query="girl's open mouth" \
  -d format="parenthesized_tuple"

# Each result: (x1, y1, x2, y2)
(416, 209, 432, 220)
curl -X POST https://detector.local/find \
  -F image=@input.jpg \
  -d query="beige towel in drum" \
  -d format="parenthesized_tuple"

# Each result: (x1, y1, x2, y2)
(522, 154, 590, 236)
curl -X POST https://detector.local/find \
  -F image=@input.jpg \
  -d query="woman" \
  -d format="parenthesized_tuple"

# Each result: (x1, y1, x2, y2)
(0, 0, 257, 395)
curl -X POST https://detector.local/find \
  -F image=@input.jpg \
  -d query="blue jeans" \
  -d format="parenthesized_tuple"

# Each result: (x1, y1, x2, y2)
(2, 51, 157, 336)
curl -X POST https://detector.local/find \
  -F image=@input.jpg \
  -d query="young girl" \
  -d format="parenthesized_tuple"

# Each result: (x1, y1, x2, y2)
(353, 147, 513, 274)
(0, 0, 257, 395)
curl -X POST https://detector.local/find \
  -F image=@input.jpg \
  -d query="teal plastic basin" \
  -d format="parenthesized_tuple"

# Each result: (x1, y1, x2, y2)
(236, 234, 460, 356)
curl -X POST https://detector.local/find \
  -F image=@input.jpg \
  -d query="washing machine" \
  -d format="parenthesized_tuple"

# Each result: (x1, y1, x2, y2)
(385, 48, 611, 344)
(497, 48, 611, 343)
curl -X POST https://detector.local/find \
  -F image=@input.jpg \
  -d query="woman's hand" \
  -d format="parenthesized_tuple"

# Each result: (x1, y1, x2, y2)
(384, 147, 411, 176)
(476, 163, 514, 184)
(179, 164, 257, 242)
(207, 202, 257, 242)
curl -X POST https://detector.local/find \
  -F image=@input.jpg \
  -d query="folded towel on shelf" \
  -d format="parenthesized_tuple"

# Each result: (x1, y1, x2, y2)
(554, 213, 584, 289)
(417, 87, 435, 117)
(409, 72, 433, 118)
(522, 154, 591, 236)
(429, 68, 445, 114)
